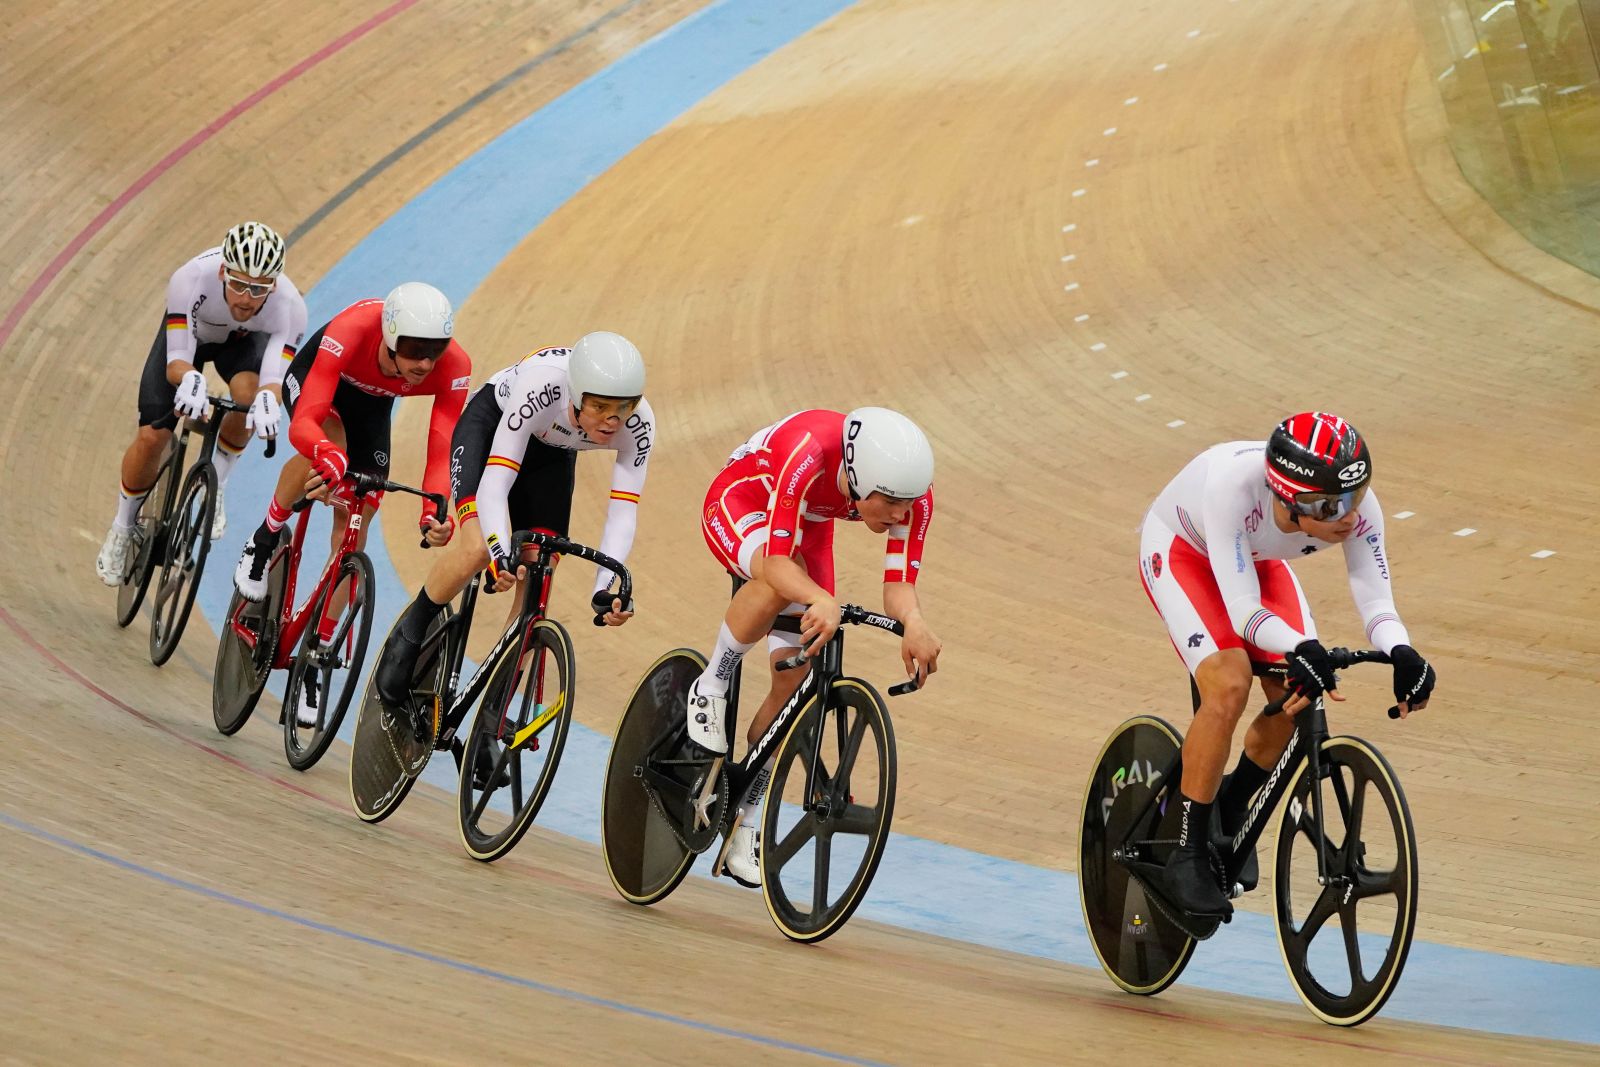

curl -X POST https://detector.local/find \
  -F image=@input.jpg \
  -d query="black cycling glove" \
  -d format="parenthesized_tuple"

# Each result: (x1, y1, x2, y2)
(1389, 644, 1435, 715)
(1285, 639, 1336, 700)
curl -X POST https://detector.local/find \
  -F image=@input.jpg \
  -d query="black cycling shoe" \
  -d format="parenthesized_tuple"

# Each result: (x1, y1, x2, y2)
(374, 631, 421, 710)
(471, 738, 512, 791)
(1161, 844, 1234, 919)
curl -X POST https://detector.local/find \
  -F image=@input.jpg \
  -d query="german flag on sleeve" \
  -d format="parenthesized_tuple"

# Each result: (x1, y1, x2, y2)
(165, 313, 187, 331)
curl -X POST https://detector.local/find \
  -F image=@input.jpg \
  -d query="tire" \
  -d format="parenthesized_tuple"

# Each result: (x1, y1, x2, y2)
(1274, 735, 1418, 1026)
(115, 519, 159, 629)
(601, 649, 710, 906)
(211, 534, 289, 736)
(283, 551, 376, 771)
(348, 606, 455, 823)
(457, 618, 575, 861)
(149, 462, 216, 666)
(761, 677, 896, 944)
(1077, 715, 1197, 996)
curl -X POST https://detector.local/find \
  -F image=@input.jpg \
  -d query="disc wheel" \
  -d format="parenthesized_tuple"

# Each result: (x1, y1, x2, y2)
(211, 536, 289, 736)
(1078, 715, 1197, 996)
(601, 649, 712, 905)
(1275, 735, 1418, 1026)
(149, 462, 216, 666)
(761, 678, 896, 944)
(282, 551, 376, 771)
(458, 618, 575, 861)
(348, 607, 455, 823)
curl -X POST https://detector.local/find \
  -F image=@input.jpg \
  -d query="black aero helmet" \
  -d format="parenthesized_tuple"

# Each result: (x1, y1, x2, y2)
(1265, 412, 1372, 519)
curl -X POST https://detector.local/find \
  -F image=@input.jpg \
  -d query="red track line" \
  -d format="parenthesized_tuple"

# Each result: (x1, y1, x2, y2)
(0, 0, 423, 352)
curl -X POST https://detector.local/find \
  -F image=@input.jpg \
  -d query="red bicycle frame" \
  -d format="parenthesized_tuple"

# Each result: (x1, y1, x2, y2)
(227, 485, 382, 668)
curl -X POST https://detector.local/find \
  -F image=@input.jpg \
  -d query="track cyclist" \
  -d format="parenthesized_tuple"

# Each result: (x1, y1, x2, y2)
(96, 222, 306, 585)
(1137, 411, 1438, 921)
(230, 282, 471, 722)
(372, 332, 653, 759)
(685, 407, 943, 886)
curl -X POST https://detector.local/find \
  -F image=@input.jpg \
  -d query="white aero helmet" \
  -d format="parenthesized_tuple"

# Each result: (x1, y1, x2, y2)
(843, 407, 934, 500)
(221, 221, 286, 278)
(569, 331, 645, 400)
(381, 282, 454, 350)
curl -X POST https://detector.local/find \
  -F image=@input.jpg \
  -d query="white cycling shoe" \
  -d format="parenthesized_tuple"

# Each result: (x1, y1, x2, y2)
(685, 680, 729, 754)
(720, 820, 761, 889)
(233, 537, 271, 602)
(210, 493, 227, 541)
(95, 524, 135, 587)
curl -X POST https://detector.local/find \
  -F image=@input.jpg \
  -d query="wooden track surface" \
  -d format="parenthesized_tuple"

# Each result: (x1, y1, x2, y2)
(2, 0, 1596, 1061)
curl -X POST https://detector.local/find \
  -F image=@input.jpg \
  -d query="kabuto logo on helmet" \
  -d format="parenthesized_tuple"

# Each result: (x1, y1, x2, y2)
(845, 418, 863, 493)
(1338, 460, 1368, 484)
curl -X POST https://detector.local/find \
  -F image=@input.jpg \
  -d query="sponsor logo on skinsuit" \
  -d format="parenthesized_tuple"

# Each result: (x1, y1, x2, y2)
(508, 383, 562, 431)
(318, 335, 344, 358)
(626, 412, 652, 467)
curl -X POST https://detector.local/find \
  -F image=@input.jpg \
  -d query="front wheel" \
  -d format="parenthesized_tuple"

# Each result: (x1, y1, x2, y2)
(1275, 735, 1418, 1026)
(1077, 715, 1196, 996)
(149, 462, 216, 666)
(283, 551, 376, 771)
(457, 618, 575, 861)
(761, 677, 896, 944)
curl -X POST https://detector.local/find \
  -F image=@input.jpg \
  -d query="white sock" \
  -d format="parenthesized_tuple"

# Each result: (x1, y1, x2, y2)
(113, 482, 150, 530)
(214, 439, 245, 489)
(697, 622, 756, 698)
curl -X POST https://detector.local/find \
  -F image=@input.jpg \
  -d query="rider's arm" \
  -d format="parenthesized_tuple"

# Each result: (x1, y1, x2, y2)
(475, 359, 557, 566)
(883, 487, 933, 585)
(760, 431, 832, 606)
(420, 345, 471, 528)
(162, 262, 201, 384)
(1340, 489, 1412, 653)
(255, 279, 307, 393)
(286, 334, 346, 459)
(1201, 482, 1307, 654)
(591, 399, 654, 594)
(883, 580, 926, 626)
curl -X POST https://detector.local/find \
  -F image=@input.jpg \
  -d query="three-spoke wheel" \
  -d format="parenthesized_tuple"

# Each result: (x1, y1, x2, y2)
(458, 618, 574, 861)
(1275, 735, 1418, 1026)
(761, 678, 896, 944)
(282, 551, 376, 771)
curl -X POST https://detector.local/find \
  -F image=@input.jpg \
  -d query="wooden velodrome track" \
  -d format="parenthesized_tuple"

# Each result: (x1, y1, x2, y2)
(2, 0, 1596, 1062)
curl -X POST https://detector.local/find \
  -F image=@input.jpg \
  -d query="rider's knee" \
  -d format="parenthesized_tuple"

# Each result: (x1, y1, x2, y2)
(135, 424, 170, 449)
(1194, 656, 1253, 724)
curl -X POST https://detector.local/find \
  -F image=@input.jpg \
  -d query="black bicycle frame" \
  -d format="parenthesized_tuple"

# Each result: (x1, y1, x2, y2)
(1119, 648, 1388, 889)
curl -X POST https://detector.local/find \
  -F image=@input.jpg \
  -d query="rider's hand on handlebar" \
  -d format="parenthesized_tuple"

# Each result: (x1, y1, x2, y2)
(173, 369, 212, 421)
(591, 589, 634, 627)
(420, 514, 454, 548)
(801, 595, 842, 656)
(245, 389, 281, 439)
(1390, 644, 1435, 719)
(306, 444, 347, 502)
(486, 550, 525, 593)
(900, 617, 943, 690)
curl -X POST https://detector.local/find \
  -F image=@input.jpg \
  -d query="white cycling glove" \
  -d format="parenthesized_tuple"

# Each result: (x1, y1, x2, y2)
(245, 389, 282, 439)
(173, 369, 212, 421)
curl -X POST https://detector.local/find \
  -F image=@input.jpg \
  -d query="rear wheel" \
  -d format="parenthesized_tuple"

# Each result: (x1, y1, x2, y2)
(458, 618, 575, 861)
(211, 535, 289, 736)
(1275, 735, 1418, 1026)
(149, 462, 216, 666)
(116, 448, 178, 628)
(761, 678, 895, 944)
(349, 607, 455, 823)
(1078, 715, 1196, 996)
(283, 551, 376, 771)
(601, 649, 713, 905)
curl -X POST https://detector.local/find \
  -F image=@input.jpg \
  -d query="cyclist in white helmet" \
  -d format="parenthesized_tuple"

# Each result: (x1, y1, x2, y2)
(95, 221, 306, 586)
(372, 332, 653, 778)
(686, 406, 943, 886)
(227, 282, 472, 727)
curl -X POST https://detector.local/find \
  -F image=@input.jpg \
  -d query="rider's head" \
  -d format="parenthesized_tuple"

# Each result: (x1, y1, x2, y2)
(568, 331, 645, 443)
(381, 282, 453, 384)
(219, 221, 285, 321)
(1265, 411, 1371, 540)
(842, 407, 934, 531)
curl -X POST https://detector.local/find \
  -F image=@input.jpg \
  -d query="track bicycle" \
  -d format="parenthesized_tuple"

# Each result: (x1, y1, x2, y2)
(602, 593, 918, 943)
(1077, 648, 1418, 1026)
(211, 471, 443, 772)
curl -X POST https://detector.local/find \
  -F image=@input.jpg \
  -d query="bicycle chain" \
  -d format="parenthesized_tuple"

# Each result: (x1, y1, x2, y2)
(643, 769, 727, 854)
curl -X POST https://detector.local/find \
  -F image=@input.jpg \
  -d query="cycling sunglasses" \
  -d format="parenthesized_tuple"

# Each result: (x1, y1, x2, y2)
(1289, 483, 1368, 521)
(223, 271, 276, 298)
